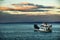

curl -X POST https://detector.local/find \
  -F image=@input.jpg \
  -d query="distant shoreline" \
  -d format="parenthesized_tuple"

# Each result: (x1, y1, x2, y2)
(0, 22, 60, 24)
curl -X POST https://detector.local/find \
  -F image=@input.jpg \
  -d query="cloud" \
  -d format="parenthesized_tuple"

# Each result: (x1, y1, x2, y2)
(0, 11, 60, 23)
(11, 2, 54, 11)
(0, 2, 54, 11)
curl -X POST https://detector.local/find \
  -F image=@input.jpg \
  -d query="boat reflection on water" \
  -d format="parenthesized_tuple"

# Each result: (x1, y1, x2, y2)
(34, 23, 52, 32)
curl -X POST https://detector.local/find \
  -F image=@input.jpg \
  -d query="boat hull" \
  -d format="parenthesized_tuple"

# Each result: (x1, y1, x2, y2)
(34, 28, 52, 32)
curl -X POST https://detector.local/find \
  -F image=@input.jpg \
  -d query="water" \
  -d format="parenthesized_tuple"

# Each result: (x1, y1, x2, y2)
(0, 23, 60, 40)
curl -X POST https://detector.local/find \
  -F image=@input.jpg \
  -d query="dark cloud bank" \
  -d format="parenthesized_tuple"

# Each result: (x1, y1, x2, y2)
(0, 11, 60, 23)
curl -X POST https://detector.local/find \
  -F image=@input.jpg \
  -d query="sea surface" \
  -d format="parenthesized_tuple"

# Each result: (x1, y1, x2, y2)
(0, 23, 60, 40)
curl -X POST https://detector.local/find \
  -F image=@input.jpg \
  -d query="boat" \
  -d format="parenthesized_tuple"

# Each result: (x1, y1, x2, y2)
(34, 24, 52, 32)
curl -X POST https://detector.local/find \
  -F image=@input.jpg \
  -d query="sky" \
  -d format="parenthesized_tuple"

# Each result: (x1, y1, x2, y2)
(0, 0, 60, 6)
(0, 0, 60, 23)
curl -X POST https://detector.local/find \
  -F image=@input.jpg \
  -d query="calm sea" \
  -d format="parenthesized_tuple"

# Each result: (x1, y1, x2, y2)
(0, 23, 60, 40)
